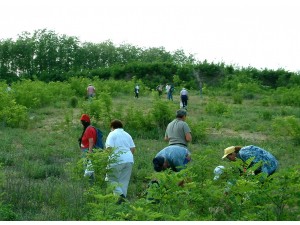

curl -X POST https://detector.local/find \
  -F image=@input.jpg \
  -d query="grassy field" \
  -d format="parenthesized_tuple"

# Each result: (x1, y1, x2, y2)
(1, 89, 300, 220)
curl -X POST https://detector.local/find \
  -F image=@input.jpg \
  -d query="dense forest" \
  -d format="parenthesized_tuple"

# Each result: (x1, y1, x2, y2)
(1, 29, 300, 89)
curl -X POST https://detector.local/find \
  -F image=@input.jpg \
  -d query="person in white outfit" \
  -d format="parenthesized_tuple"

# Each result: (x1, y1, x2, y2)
(105, 119, 136, 204)
(180, 88, 189, 109)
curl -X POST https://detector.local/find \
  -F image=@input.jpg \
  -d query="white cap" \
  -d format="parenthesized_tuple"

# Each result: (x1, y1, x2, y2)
(213, 165, 225, 180)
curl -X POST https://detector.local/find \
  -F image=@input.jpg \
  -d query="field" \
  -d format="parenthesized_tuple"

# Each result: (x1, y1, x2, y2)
(0, 80, 300, 221)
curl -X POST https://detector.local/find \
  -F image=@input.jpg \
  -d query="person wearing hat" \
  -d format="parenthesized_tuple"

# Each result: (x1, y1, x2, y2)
(222, 145, 278, 176)
(79, 114, 97, 155)
(180, 88, 189, 109)
(164, 109, 192, 149)
(153, 145, 191, 172)
(78, 114, 97, 181)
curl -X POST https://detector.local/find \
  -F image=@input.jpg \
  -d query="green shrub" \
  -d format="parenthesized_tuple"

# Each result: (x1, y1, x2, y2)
(151, 99, 174, 129)
(69, 96, 78, 108)
(233, 93, 243, 104)
(205, 99, 230, 115)
(0, 92, 28, 128)
(259, 111, 273, 121)
(272, 116, 300, 144)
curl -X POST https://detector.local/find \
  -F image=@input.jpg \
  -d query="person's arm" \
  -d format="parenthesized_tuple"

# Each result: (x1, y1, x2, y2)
(185, 132, 192, 142)
(164, 135, 169, 142)
(130, 147, 136, 154)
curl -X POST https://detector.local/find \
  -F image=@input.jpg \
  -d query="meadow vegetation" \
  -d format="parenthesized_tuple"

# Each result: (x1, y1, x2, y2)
(0, 77, 299, 221)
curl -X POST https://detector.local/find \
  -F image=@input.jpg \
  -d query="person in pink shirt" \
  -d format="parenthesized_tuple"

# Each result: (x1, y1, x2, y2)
(86, 84, 96, 99)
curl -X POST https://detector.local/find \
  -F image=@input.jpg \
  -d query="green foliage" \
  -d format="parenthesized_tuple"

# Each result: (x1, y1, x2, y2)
(1, 78, 300, 221)
(188, 120, 208, 143)
(273, 87, 300, 106)
(69, 96, 78, 108)
(259, 110, 273, 121)
(150, 99, 174, 129)
(0, 92, 28, 128)
(205, 98, 230, 115)
(272, 116, 300, 144)
(232, 93, 243, 104)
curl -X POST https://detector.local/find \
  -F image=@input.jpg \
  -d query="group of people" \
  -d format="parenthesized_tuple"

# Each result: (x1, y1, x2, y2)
(79, 100, 279, 204)
(155, 83, 189, 109)
(78, 109, 191, 204)
(79, 114, 136, 204)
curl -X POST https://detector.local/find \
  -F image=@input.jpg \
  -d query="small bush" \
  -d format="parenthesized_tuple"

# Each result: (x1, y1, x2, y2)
(272, 116, 300, 144)
(233, 94, 243, 104)
(69, 96, 78, 108)
(259, 111, 273, 121)
(205, 99, 230, 115)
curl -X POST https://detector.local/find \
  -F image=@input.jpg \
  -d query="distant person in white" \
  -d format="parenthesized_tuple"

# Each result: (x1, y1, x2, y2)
(180, 88, 189, 109)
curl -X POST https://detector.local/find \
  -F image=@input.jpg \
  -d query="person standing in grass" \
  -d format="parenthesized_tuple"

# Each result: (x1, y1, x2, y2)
(105, 119, 136, 204)
(156, 84, 163, 97)
(78, 114, 97, 181)
(222, 145, 278, 176)
(164, 109, 192, 149)
(134, 84, 139, 98)
(180, 88, 189, 109)
(86, 84, 96, 100)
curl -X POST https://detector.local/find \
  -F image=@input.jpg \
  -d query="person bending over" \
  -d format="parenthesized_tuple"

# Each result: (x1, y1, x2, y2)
(222, 145, 278, 176)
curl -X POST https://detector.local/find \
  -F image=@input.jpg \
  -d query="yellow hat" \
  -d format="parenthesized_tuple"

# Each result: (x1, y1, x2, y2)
(222, 146, 235, 159)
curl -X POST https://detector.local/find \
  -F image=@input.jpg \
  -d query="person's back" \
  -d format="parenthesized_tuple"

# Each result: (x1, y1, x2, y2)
(180, 88, 188, 108)
(165, 109, 192, 148)
(238, 145, 278, 175)
(155, 146, 191, 172)
(87, 84, 96, 98)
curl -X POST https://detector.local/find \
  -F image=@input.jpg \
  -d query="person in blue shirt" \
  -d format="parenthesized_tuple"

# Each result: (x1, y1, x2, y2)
(222, 145, 278, 176)
(153, 146, 191, 172)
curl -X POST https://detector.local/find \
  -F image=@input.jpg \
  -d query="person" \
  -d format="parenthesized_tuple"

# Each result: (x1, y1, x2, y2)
(6, 84, 12, 92)
(180, 88, 189, 109)
(167, 84, 174, 101)
(164, 109, 192, 149)
(78, 114, 97, 181)
(156, 84, 163, 97)
(105, 119, 136, 204)
(153, 146, 191, 172)
(87, 84, 96, 99)
(134, 84, 139, 98)
(222, 145, 278, 176)
(165, 83, 170, 95)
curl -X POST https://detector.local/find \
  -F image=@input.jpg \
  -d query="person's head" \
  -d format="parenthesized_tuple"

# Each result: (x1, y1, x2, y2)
(222, 146, 242, 161)
(153, 156, 167, 172)
(176, 109, 187, 119)
(80, 114, 91, 127)
(110, 119, 123, 130)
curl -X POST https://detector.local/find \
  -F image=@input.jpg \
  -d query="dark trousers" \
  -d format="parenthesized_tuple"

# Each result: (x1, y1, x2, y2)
(181, 95, 188, 107)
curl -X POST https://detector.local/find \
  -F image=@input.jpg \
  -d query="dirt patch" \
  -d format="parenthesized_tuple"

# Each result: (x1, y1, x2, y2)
(212, 128, 268, 141)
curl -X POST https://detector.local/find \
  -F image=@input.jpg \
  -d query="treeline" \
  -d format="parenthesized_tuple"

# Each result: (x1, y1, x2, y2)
(1, 29, 299, 89)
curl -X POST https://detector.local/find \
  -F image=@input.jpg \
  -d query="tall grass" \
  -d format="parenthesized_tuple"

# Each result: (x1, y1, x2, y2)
(0, 79, 299, 220)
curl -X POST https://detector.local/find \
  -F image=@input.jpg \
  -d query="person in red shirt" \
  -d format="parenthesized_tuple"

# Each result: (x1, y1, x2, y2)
(78, 114, 97, 182)
(79, 114, 97, 155)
